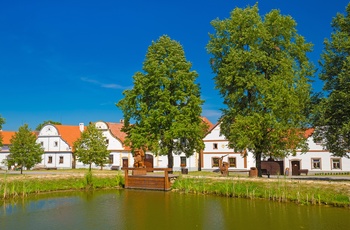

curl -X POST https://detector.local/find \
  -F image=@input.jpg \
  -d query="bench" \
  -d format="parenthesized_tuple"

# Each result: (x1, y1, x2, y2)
(261, 169, 271, 177)
(111, 166, 120, 170)
(299, 169, 309, 175)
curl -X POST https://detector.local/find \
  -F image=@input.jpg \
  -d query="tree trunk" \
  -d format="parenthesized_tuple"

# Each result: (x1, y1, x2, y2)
(20, 167, 23, 175)
(167, 148, 174, 173)
(72, 153, 76, 169)
(198, 151, 202, 171)
(255, 151, 262, 177)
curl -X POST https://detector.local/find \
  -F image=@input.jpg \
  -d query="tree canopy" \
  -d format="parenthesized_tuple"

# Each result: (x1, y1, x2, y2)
(206, 4, 314, 176)
(36, 120, 62, 131)
(0, 114, 5, 147)
(73, 123, 110, 170)
(313, 3, 350, 158)
(117, 35, 207, 170)
(8, 124, 44, 174)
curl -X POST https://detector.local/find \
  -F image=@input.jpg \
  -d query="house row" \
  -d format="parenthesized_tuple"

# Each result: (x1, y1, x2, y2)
(0, 120, 207, 171)
(202, 123, 350, 175)
(1, 119, 350, 175)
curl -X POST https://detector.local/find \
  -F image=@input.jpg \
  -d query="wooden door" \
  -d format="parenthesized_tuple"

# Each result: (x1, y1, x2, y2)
(144, 154, 153, 172)
(291, 161, 300, 175)
(122, 158, 128, 168)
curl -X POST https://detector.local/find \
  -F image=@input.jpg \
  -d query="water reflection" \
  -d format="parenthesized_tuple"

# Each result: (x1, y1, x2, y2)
(1, 190, 349, 230)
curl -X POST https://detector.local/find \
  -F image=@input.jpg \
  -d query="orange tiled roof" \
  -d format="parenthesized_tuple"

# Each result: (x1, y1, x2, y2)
(201, 116, 214, 132)
(1, 131, 38, 145)
(0, 131, 16, 145)
(105, 122, 131, 150)
(304, 128, 315, 138)
(55, 125, 83, 147)
(106, 122, 126, 143)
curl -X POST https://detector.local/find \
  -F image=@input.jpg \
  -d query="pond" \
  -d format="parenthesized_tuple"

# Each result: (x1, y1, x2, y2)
(1, 189, 349, 230)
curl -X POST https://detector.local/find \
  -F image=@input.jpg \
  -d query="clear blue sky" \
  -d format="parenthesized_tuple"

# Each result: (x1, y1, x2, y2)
(1, 0, 349, 131)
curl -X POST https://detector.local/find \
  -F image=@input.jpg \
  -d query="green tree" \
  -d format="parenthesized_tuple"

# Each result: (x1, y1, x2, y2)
(36, 120, 62, 131)
(207, 4, 314, 176)
(117, 35, 207, 170)
(73, 123, 110, 171)
(8, 124, 44, 174)
(0, 114, 5, 147)
(313, 4, 350, 157)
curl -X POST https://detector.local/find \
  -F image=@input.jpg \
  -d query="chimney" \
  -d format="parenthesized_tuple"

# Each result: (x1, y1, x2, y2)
(120, 119, 124, 124)
(79, 123, 84, 132)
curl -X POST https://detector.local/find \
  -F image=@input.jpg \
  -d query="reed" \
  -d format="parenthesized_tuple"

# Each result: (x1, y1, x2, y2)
(172, 177, 350, 208)
(0, 173, 123, 201)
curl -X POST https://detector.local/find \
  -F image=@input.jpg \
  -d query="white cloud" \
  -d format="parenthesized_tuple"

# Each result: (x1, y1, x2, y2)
(81, 77, 128, 89)
(202, 109, 222, 123)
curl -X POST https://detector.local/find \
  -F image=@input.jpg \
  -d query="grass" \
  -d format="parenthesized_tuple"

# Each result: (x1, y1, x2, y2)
(172, 174, 350, 208)
(1, 169, 350, 208)
(0, 169, 124, 200)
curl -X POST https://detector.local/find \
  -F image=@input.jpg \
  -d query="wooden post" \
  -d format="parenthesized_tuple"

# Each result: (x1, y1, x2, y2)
(124, 168, 129, 188)
(164, 169, 169, 190)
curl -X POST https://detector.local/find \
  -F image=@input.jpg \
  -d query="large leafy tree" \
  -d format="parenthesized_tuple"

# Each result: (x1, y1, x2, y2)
(0, 114, 5, 147)
(207, 4, 314, 176)
(117, 35, 207, 170)
(313, 4, 350, 157)
(36, 120, 62, 131)
(8, 124, 44, 174)
(73, 123, 110, 171)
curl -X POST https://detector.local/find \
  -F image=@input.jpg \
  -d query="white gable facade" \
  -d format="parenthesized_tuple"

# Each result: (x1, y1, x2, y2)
(36, 125, 73, 169)
(202, 123, 255, 171)
(284, 133, 350, 175)
(94, 121, 133, 170)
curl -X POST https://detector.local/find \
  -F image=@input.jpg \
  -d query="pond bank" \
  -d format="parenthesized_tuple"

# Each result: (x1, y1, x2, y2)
(1, 170, 349, 208)
(174, 175, 350, 208)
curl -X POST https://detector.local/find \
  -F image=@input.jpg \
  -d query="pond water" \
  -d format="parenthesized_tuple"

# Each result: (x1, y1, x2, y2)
(1, 189, 349, 230)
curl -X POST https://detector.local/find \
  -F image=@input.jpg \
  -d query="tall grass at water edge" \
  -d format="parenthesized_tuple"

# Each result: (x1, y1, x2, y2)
(0, 172, 124, 200)
(172, 176, 350, 208)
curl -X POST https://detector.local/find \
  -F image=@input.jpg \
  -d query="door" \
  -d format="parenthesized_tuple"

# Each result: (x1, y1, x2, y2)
(291, 161, 300, 175)
(144, 154, 154, 172)
(122, 158, 128, 168)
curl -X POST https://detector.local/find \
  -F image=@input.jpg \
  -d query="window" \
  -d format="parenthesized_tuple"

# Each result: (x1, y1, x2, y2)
(332, 159, 341, 169)
(59, 156, 64, 164)
(213, 143, 218, 149)
(212, 157, 220, 167)
(54, 141, 58, 147)
(109, 154, 113, 164)
(312, 158, 321, 169)
(180, 157, 186, 167)
(48, 156, 52, 164)
(228, 157, 236, 168)
(40, 142, 44, 146)
(106, 139, 109, 145)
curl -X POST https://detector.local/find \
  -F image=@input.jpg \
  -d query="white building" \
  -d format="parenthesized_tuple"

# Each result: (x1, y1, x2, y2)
(284, 128, 350, 175)
(95, 120, 202, 171)
(202, 124, 350, 175)
(201, 122, 255, 172)
(36, 123, 85, 169)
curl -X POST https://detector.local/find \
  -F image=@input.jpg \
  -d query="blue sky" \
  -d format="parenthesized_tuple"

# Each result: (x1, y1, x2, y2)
(1, 0, 349, 131)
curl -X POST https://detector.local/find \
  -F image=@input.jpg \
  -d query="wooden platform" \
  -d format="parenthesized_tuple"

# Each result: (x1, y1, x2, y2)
(122, 167, 178, 191)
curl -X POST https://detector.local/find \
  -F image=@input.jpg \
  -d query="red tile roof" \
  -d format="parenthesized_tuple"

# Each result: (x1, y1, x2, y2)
(55, 125, 83, 147)
(105, 122, 131, 150)
(0, 131, 16, 145)
(304, 128, 315, 138)
(201, 117, 214, 132)
(106, 122, 126, 142)
(1, 131, 38, 145)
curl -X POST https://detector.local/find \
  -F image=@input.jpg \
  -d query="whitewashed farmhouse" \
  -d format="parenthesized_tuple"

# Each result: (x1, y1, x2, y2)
(201, 123, 350, 175)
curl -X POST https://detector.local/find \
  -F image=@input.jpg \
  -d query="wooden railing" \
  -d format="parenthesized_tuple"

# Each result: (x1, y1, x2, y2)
(121, 167, 176, 191)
